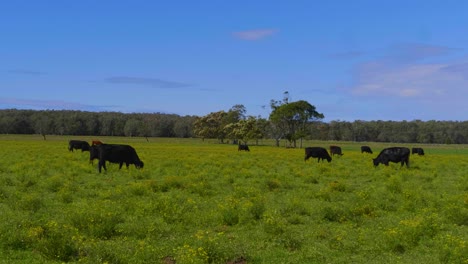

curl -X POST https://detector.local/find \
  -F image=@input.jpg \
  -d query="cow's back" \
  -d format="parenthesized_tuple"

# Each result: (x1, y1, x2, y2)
(305, 147, 332, 162)
(238, 144, 250, 151)
(412, 147, 425, 155)
(361, 146, 372, 154)
(374, 147, 410, 166)
(99, 144, 135, 161)
(330, 145, 343, 156)
(97, 144, 143, 170)
(69, 140, 90, 151)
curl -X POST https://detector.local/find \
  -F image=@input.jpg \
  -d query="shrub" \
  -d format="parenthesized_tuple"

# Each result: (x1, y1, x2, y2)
(266, 179, 281, 191)
(249, 199, 266, 221)
(322, 205, 347, 223)
(27, 221, 80, 262)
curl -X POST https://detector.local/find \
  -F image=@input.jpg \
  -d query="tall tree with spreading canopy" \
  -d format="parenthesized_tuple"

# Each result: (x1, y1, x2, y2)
(193, 111, 228, 142)
(193, 105, 247, 143)
(224, 116, 265, 144)
(269, 98, 324, 148)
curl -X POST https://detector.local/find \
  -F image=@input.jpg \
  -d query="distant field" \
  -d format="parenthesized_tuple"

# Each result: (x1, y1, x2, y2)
(0, 135, 466, 263)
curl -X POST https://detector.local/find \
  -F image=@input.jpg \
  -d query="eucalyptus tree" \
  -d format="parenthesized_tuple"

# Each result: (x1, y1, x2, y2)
(31, 111, 53, 140)
(124, 118, 142, 137)
(224, 116, 265, 144)
(269, 99, 324, 148)
(173, 115, 195, 138)
(193, 111, 228, 142)
(193, 105, 247, 143)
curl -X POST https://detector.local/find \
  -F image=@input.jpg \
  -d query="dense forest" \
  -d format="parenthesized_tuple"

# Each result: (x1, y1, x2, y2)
(0, 108, 467, 144)
(0, 109, 195, 138)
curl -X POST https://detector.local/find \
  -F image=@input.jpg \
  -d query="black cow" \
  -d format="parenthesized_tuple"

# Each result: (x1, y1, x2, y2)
(329, 145, 343, 156)
(305, 147, 332, 163)
(94, 144, 144, 173)
(373, 147, 410, 167)
(89, 145, 100, 164)
(412, 147, 425, 156)
(361, 146, 373, 154)
(238, 144, 250, 151)
(68, 140, 90, 152)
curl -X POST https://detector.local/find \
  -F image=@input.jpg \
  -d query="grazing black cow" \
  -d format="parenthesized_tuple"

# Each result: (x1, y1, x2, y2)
(238, 144, 250, 151)
(361, 146, 373, 154)
(68, 140, 90, 152)
(94, 144, 144, 173)
(373, 147, 410, 167)
(305, 147, 332, 163)
(329, 145, 343, 156)
(412, 147, 425, 156)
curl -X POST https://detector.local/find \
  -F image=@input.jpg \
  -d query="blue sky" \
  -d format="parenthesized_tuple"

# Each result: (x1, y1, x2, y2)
(1, 1, 467, 121)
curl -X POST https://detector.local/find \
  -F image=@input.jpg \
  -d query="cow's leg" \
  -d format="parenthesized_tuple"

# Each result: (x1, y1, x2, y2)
(119, 162, 124, 169)
(98, 160, 106, 173)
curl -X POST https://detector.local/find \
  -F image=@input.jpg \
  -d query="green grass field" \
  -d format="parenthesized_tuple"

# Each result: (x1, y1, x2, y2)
(0, 135, 466, 263)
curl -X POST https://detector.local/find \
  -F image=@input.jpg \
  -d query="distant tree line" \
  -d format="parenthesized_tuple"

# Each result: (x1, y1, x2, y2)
(309, 120, 468, 144)
(0, 109, 195, 139)
(191, 99, 468, 145)
(0, 108, 467, 144)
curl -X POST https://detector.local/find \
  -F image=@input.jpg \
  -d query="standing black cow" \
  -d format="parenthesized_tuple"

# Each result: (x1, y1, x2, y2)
(373, 147, 410, 167)
(94, 144, 144, 173)
(412, 147, 425, 156)
(305, 147, 332, 163)
(68, 140, 90, 152)
(329, 145, 343, 156)
(89, 145, 100, 164)
(361, 146, 373, 154)
(238, 144, 250, 151)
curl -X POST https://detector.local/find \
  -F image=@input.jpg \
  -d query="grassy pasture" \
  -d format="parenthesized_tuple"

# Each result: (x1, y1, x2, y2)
(0, 135, 466, 263)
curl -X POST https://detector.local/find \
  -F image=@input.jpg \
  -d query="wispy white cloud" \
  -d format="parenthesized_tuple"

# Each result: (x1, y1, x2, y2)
(0, 97, 116, 111)
(328, 51, 364, 60)
(232, 29, 278, 40)
(350, 43, 467, 99)
(388, 43, 457, 62)
(105, 76, 191, 89)
(8, 69, 46, 75)
(441, 62, 468, 77)
(351, 61, 468, 99)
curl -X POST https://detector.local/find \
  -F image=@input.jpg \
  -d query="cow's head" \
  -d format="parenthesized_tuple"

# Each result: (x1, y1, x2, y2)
(373, 158, 379, 166)
(136, 161, 144, 169)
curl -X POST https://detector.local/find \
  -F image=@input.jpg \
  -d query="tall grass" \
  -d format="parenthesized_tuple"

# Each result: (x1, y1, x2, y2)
(0, 135, 466, 263)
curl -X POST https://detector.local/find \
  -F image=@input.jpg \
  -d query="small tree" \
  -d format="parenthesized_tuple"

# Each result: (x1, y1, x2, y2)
(224, 116, 264, 144)
(194, 105, 247, 143)
(32, 112, 52, 140)
(124, 118, 141, 137)
(193, 111, 228, 142)
(269, 99, 324, 148)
